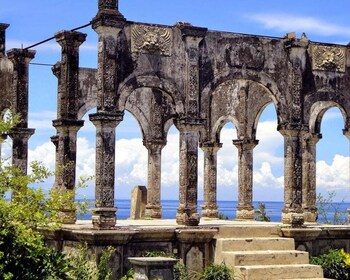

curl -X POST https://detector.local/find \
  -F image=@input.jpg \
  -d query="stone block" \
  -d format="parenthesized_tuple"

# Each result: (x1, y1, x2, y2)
(130, 185, 147, 219)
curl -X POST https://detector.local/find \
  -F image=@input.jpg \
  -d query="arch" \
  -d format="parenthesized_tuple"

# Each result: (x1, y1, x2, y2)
(212, 115, 239, 143)
(309, 101, 347, 134)
(201, 69, 282, 122)
(118, 74, 184, 115)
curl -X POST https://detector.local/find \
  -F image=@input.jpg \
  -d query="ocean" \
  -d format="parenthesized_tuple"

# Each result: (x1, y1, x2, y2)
(77, 200, 349, 224)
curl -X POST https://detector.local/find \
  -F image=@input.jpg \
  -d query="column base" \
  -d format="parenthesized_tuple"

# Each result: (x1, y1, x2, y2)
(176, 206, 200, 226)
(92, 207, 117, 229)
(303, 208, 318, 223)
(60, 209, 77, 224)
(201, 204, 218, 219)
(236, 208, 255, 220)
(145, 205, 162, 219)
(282, 208, 304, 227)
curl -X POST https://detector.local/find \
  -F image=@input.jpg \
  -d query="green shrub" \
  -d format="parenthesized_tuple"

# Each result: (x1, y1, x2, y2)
(201, 263, 234, 280)
(254, 202, 271, 222)
(310, 249, 350, 279)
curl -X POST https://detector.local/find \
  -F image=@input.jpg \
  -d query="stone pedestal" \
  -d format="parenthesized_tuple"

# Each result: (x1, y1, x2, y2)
(129, 257, 178, 280)
(200, 142, 222, 218)
(143, 140, 166, 219)
(233, 139, 258, 220)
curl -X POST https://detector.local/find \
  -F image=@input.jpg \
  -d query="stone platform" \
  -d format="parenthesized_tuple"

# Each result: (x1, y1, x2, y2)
(44, 219, 350, 279)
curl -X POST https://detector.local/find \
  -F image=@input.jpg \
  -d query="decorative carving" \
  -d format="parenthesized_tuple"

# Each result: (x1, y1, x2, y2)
(225, 42, 265, 69)
(312, 45, 346, 72)
(131, 25, 172, 56)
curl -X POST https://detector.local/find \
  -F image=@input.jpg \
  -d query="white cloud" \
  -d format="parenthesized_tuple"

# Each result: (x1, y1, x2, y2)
(246, 13, 350, 38)
(317, 154, 350, 190)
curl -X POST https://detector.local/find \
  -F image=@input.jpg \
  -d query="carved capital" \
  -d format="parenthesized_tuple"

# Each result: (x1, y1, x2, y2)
(143, 139, 166, 152)
(174, 117, 205, 132)
(89, 111, 124, 128)
(200, 142, 222, 154)
(278, 123, 308, 137)
(7, 48, 36, 65)
(92, 0, 125, 29)
(52, 119, 84, 133)
(55, 30, 86, 50)
(232, 139, 259, 150)
(8, 127, 35, 141)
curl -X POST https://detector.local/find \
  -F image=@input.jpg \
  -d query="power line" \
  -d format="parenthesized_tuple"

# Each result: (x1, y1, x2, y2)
(29, 62, 55, 67)
(24, 22, 92, 50)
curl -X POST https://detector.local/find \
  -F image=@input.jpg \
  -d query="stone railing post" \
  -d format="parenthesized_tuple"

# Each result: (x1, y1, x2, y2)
(7, 48, 36, 175)
(302, 132, 322, 223)
(200, 142, 222, 218)
(232, 139, 259, 220)
(143, 139, 166, 219)
(89, 111, 123, 229)
(278, 123, 308, 226)
(175, 121, 203, 226)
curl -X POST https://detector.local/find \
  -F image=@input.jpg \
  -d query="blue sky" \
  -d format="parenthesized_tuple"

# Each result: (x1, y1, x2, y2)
(1, 0, 349, 202)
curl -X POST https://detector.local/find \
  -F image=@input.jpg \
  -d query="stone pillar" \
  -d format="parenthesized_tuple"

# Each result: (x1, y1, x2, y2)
(200, 142, 222, 218)
(175, 122, 202, 226)
(0, 134, 7, 159)
(278, 124, 307, 226)
(343, 129, 350, 223)
(232, 139, 259, 220)
(143, 139, 166, 219)
(8, 128, 35, 175)
(89, 112, 123, 229)
(0, 23, 10, 56)
(302, 132, 322, 223)
(7, 48, 36, 174)
(51, 30, 86, 224)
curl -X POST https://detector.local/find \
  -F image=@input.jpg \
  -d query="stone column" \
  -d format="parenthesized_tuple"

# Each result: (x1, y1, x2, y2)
(0, 23, 10, 56)
(175, 122, 202, 226)
(343, 129, 350, 223)
(7, 48, 36, 174)
(51, 30, 86, 224)
(8, 128, 35, 175)
(302, 132, 322, 223)
(278, 124, 307, 225)
(143, 139, 166, 219)
(0, 134, 7, 159)
(232, 139, 259, 220)
(89, 112, 123, 229)
(200, 142, 222, 218)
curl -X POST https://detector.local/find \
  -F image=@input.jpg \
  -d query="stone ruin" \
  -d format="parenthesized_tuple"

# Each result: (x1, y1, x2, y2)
(1, 0, 350, 229)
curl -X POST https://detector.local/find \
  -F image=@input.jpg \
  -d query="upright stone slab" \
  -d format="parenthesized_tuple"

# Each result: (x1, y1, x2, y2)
(130, 185, 147, 219)
(129, 257, 178, 280)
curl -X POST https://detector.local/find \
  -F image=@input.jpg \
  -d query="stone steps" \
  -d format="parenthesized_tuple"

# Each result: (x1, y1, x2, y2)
(222, 250, 309, 266)
(214, 226, 331, 280)
(234, 264, 325, 280)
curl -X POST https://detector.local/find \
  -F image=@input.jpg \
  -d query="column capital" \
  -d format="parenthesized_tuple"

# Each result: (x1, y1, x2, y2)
(52, 119, 84, 132)
(7, 48, 36, 64)
(143, 139, 167, 152)
(174, 117, 205, 132)
(8, 127, 35, 141)
(278, 123, 308, 137)
(232, 139, 259, 149)
(200, 142, 222, 153)
(92, 0, 125, 30)
(54, 30, 87, 49)
(304, 132, 322, 145)
(89, 111, 124, 126)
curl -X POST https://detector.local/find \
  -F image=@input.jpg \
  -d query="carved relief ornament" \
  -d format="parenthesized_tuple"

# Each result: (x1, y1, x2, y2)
(225, 42, 265, 69)
(131, 25, 172, 56)
(312, 45, 346, 72)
